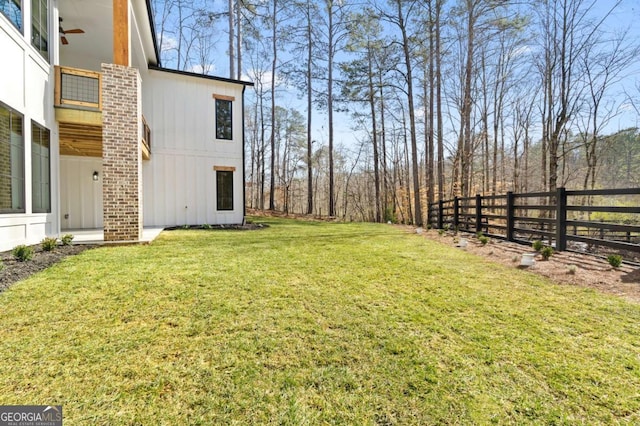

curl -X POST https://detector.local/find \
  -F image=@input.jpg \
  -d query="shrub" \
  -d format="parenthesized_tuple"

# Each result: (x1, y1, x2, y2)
(478, 235, 489, 246)
(202, 223, 212, 229)
(61, 234, 74, 246)
(532, 240, 544, 252)
(438, 229, 445, 236)
(41, 237, 58, 252)
(607, 254, 623, 268)
(384, 207, 397, 224)
(476, 231, 484, 238)
(540, 246, 554, 260)
(12, 245, 34, 262)
(567, 264, 577, 275)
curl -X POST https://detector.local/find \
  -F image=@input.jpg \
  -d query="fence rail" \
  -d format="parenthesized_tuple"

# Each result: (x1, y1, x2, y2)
(427, 187, 640, 253)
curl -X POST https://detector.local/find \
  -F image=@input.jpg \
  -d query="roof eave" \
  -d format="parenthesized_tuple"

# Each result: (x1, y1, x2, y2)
(148, 65, 254, 86)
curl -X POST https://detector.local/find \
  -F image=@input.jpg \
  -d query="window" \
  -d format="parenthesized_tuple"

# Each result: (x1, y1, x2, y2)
(215, 98, 232, 140)
(31, 0, 48, 59)
(216, 170, 233, 211)
(0, 0, 22, 31)
(0, 102, 24, 214)
(31, 121, 50, 213)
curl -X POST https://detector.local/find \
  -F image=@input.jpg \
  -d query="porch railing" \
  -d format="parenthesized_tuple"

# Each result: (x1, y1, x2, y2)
(54, 66, 102, 110)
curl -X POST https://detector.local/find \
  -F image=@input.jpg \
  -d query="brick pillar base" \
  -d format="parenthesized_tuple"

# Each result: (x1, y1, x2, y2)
(101, 63, 142, 242)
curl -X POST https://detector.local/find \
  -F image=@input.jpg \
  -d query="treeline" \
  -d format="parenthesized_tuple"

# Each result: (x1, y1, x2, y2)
(152, 0, 640, 224)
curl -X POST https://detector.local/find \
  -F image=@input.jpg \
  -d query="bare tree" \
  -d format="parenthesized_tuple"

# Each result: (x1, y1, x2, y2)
(577, 30, 637, 191)
(381, 0, 423, 225)
(536, 0, 621, 191)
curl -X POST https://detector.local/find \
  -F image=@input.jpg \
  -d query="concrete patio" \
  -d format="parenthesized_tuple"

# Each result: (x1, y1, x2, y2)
(62, 227, 165, 245)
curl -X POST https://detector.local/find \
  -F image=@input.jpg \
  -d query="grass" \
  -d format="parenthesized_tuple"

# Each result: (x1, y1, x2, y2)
(1, 217, 639, 424)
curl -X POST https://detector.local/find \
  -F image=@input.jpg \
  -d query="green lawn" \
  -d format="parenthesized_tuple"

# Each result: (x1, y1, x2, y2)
(1, 218, 639, 424)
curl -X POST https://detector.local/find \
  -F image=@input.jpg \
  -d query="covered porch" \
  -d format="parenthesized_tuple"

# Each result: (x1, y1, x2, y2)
(55, 0, 156, 243)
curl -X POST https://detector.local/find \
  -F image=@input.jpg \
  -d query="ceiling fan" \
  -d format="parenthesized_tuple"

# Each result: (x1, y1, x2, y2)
(59, 17, 84, 45)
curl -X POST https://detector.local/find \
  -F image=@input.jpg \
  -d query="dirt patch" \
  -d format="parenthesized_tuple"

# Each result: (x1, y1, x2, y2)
(0, 244, 96, 293)
(415, 227, 640, 303)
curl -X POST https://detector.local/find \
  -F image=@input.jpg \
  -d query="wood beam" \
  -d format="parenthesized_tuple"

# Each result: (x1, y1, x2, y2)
(55, 108, 103, 127)
(113, 0, 129, 66)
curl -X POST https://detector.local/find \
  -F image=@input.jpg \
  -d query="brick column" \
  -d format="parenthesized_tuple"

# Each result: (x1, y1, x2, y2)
(101, 63, 142, 242)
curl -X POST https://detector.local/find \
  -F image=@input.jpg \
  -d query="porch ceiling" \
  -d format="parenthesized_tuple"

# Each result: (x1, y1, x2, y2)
(58, 0, 158, 71)
(59, 0, 113, 71)
(59, 122, 102, 157)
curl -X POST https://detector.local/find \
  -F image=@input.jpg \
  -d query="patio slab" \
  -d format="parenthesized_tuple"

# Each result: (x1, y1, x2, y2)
(62, 227, 165, 245)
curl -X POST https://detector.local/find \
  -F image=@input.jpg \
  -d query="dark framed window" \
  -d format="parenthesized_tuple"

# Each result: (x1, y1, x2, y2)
(0, 0, 22, 31)
(216, 170, 233, 211)
(31, 121, 50, 213)
(0, 102, 25, 214)
(31, 0, 48, 60)
(215, 98, 232, 140)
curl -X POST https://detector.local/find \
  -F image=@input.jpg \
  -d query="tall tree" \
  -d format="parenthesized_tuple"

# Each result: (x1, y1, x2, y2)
(536, 0, 621, 191)
(435, 0, 445, 202)
(577, 31, 636, 191)
(341, 9, 387, 222)
(381, 0, 423, 226)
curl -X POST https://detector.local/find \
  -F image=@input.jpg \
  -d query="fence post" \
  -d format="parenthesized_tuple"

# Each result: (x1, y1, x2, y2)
(556, 187, 567, 251)
(437, 200, 443, 229)
(475, 194, 482, 234)
(453, 197, 459, 230)
(506, 191, 515, 242)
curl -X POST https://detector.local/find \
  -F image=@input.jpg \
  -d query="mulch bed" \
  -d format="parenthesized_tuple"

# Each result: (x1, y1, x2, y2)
(417, 227, 640, 303)
(0, 245, 96, 293)
(163, 222, 269, 231)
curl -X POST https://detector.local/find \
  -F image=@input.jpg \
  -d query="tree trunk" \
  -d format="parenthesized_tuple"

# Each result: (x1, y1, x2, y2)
(396, 0, 422, 226)
(327, 1, 335, 217)
(368, 44, 381, 222)
(268, 0, 278, 210)
(426, 1, 435, 211)
(229, 0, 235, 79)
(435, 0, 444, 201)
(306, 1, 314, 214)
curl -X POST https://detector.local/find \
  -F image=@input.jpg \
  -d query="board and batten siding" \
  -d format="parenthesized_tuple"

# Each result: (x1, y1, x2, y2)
(142, 69, 245, 226)
(0, 9, 59, 252)
(59, 156, 103, 230)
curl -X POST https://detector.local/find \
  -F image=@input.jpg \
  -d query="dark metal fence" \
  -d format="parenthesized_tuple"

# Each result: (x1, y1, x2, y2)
(427, 188, 640, 253)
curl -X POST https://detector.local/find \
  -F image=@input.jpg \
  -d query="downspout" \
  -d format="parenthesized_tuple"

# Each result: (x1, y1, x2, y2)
(242, 84, 247, 225)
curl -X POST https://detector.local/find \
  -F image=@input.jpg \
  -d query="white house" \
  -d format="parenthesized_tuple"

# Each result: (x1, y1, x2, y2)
(0, 0, 252, 252)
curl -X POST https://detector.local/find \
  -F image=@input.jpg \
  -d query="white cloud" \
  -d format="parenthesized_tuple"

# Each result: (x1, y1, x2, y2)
(244, 69, 287, 87)
(160, 35, 178, 52)
(189, 64, 218, 75)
